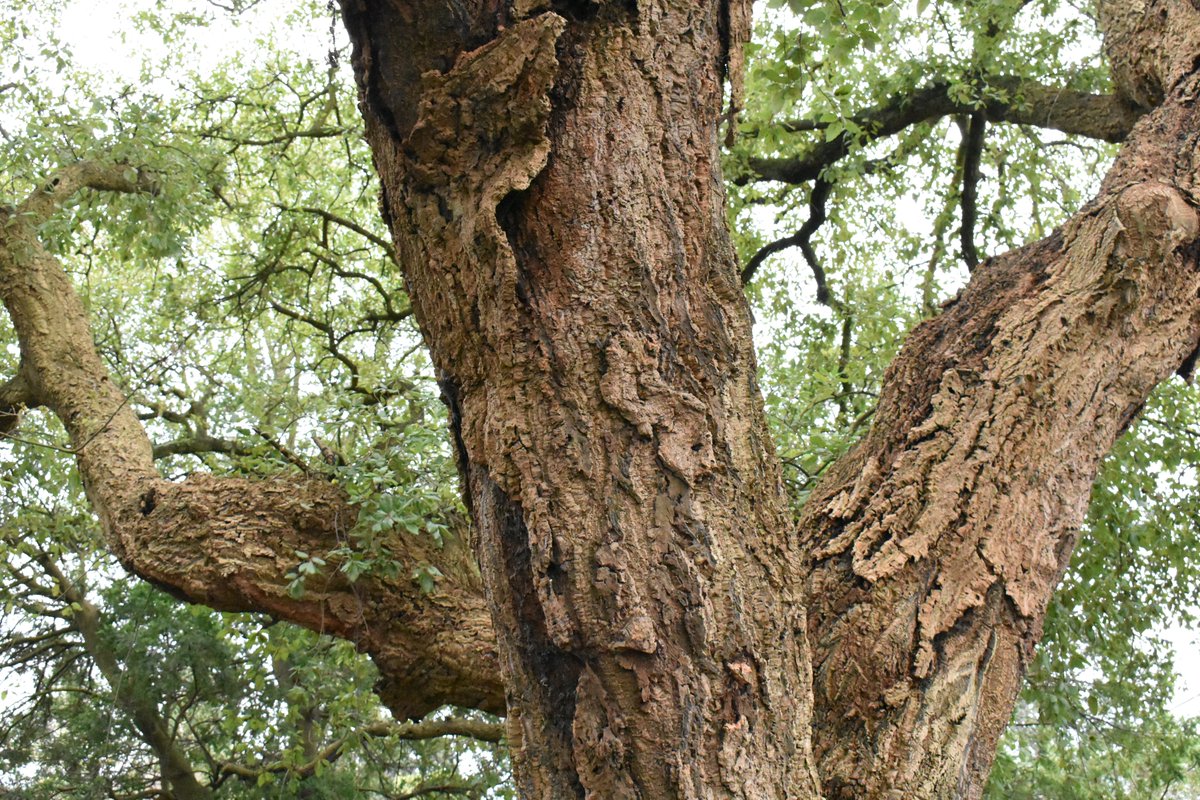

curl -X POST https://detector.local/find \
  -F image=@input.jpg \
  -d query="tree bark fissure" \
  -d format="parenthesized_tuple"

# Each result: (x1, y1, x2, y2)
(797, 3, 1200, 793)
(340, 0, 1200, 797)
(2, 0, 1199, 798)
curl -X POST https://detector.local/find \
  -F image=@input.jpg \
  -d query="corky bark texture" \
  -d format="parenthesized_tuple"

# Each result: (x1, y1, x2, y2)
(0, 164, 503, 721)
(341, 0, 1200, 798)
(5, 0, 1200, 797)
(342, 1, 819, 796)
(796, 2, 1200, 796)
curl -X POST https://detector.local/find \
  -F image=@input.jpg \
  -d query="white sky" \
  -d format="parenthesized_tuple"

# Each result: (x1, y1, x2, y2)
(31, 0, 1200, 724)
(58, 0, 332, 83)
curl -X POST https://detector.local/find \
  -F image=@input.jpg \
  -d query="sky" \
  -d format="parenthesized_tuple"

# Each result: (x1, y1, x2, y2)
(57, 0, 335, 90)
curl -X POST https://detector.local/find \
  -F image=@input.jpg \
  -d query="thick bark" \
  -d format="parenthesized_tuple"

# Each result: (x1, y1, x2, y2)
(341, 1, 1200, 798)
(0, 166, 503, 721)
(3, 1, 1198, 798)
(343, 2, 818, 796)
(797, 2, 1200, 796)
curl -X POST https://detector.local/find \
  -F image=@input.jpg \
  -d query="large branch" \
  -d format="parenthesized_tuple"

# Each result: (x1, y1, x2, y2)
(0, 162, 502, 720)
(748, 75, 1143, 185)
(797, 2, 1200, 795)
(17, 159, 161, 222)
(959, 112, 987, 271)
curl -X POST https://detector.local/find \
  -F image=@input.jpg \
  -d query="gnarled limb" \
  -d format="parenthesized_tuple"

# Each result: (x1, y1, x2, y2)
(798, 2, 1200, 796)
(0, 162, 502, 720)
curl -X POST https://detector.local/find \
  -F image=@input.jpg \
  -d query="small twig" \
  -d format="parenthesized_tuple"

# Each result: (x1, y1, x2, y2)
(221, 717, 505, 782)
(277, 204, 397, 262)
(742, 178, 836, 310)
(253, 427, 315, 474)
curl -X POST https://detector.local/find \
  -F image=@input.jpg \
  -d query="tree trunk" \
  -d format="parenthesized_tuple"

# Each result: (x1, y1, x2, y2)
(796, 3, 1200, 795)
(341, 0, 1200, 798)
(342, 2, 820, 796)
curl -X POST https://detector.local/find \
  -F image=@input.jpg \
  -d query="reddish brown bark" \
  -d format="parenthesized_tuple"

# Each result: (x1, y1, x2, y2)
(796, 3, 1200, 795)
(340, 0, 1200, 797)
(343, 2, 818, 795)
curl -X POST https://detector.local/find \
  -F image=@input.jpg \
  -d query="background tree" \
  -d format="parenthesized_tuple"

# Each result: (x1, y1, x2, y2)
(0, 0, 1198, 798)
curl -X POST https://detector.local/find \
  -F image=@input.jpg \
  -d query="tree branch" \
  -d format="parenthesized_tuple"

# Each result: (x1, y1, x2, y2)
(0, 166, 503, 721)
(277, 204, 398, 262)
(17, 160, 160, 223)
(150, 434, 253, 460)
(800, 24, 1200, 789)
(739, 231, 803, 285)
(198, 125, 349, 148)
(741, 179, 836, 309)
(960, 111, 987, 271)
(747, 76, 1141, 185)
(0, 366, 36, 436)
(795, 178, 835, 308)
(34, 551, 211, 800)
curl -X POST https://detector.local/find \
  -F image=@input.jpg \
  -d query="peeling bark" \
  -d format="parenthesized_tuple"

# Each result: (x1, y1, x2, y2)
(799, 2, 1200, 796)
(344, 2, 818, 796)
(341, 0, 1200, 797)
(3, 1, 1199, 797)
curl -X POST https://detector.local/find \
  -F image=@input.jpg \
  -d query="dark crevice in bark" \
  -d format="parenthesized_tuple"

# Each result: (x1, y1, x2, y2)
(439, 374, 477, 520)
(481, 468, 586, 799)
(539, 6, 632, 153)
(496, 188, 536, 310)
(547, 0, 603, 22)
(340, 0, 509, 143)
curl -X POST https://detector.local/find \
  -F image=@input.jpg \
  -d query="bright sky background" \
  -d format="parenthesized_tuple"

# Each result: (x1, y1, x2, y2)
(31, 0, 1200, 722)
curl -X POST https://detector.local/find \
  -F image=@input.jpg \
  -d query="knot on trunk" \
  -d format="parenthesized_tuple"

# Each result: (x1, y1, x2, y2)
(404, 12, 566, 204)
